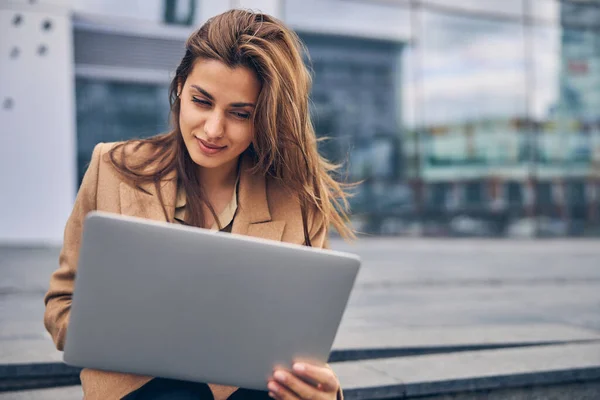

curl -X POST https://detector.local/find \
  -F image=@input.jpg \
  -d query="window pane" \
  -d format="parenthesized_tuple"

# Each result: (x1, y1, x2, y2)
(560, 0, 600, 30)
(76, 79, 170, 185)
(301, 30, 407, 234)
(414, 10, 528, 236)
(532, 5, 600, 235)
(418, 11, 527, 170)
(164, 0, 195, 26)
(419, 12, 526, 126)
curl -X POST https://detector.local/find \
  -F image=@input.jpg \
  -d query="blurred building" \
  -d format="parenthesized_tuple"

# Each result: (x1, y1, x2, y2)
(1, 0, 600, 244)
(1, 0, 407, 244)
(389, 0, 600, 238)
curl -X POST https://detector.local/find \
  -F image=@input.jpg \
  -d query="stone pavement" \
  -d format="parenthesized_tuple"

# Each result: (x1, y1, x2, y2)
(334, 342, 600, 397)
(1, 239, 600, 398)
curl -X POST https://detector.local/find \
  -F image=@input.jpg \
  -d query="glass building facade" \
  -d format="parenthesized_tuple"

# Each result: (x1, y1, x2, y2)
(75, 0, 600, 237)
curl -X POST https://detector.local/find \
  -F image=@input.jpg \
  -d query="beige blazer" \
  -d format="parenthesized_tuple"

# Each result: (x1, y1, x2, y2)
(44, 142, 331, 400)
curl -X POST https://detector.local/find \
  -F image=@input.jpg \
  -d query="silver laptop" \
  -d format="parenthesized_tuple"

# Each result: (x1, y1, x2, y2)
(63, 211, 360, 390)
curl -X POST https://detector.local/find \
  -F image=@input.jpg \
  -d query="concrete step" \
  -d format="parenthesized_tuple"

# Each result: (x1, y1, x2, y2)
(333, 342, 600, 399)
(3, 342, 599, 399)
(329, 324, 600, 361)
(0, 385, 82, 400)
(3, 324, 600, 391)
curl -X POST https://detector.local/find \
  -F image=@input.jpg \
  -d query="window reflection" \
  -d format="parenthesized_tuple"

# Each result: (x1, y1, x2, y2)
(73, 0, 600, 237)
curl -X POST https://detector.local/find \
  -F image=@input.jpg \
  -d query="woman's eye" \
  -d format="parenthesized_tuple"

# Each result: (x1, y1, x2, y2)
(192, 97, 211, 106)
(233, 112, 251, 120)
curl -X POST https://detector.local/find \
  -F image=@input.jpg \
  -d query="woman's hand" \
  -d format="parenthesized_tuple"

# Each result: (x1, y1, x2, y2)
(268, 362, 340, 400)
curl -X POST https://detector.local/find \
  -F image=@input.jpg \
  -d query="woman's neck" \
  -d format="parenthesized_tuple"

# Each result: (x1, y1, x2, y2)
(196, 157, 239, 194)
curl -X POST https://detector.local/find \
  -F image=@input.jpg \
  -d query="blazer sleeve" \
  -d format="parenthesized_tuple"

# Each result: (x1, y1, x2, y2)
(43, 143, 103, 350)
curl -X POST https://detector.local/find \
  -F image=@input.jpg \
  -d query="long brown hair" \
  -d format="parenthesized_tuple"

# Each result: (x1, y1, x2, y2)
(109, 9, 354, 241)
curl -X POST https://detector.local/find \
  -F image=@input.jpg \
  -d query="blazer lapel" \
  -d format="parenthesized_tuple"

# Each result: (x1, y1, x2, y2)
(232, 155, 286, 242)
(117, 154, 285, 242)
(246, 220, 286, 242)
(119, 172, 177, 222)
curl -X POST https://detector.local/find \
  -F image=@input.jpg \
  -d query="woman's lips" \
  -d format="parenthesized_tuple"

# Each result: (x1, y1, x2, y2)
(195, 137, 226, 155)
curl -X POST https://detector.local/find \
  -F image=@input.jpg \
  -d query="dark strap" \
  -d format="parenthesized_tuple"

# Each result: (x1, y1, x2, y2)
(301, 203, 312, 247)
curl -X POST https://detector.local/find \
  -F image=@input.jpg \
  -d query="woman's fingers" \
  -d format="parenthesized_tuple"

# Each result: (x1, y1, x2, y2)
(268, 378, 300, 399)
(292, 363, 339, 393)
(269, 362, 340, 400)
(271, 369, 324, 399)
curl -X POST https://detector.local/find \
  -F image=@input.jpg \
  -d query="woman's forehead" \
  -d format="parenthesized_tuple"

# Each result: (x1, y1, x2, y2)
(186, 59, 260, 105)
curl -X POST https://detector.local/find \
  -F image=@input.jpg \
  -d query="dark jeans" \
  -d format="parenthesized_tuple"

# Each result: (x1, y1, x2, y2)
(122, 378, 271, 400)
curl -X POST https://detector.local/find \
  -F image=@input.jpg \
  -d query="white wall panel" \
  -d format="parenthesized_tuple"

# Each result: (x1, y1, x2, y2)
(73, 0, 163, 23)
(0, 2, 76, 244)
(196, 0, 234, 24)
(283, 0, 410, 41)
(238, 0, 280, 17)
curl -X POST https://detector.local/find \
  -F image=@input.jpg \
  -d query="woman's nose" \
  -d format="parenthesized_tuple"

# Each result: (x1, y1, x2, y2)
(204, 113, 225, 138)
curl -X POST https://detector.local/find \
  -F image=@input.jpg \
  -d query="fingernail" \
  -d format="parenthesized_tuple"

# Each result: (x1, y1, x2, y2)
(274, 371, 286, 382)
(268, 393, 276, 399)
(293, 363, 306, 372)
(268, 382, 279, 393)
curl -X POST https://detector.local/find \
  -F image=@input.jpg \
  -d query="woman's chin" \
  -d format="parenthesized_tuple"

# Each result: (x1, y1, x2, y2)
(189, 151, 234, 170)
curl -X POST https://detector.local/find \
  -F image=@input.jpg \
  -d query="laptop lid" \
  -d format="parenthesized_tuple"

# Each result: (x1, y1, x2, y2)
(64, 211, 360, 390)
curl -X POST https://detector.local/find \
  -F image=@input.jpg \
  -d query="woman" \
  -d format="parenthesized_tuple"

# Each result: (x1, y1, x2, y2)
(44, 9, 353, 400)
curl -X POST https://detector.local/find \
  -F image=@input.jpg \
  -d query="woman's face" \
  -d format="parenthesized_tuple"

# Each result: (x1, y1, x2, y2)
(179, 58, 261, 175)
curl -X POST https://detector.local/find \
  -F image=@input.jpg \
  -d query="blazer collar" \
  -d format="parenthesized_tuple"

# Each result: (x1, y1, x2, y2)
(119, 153, 285, 241)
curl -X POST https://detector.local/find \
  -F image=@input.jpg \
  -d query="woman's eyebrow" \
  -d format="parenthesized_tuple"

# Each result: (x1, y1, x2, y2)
(190, 84, 255, 108)
(191, 85, 214, 100)
(230, 102, 255, 108)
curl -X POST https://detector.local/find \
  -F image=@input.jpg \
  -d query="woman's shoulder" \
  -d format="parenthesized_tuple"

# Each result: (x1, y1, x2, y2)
(264, 176, 298, 209)
(265, 177, 326, 226)
(264, 177, 329, 246)
(87, 140, 165, 190)
(96, 140, 160, 167)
